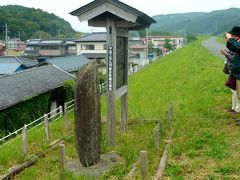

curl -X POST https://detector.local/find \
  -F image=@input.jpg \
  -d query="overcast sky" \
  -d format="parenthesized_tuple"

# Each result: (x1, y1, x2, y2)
(0, 0, 239, 32)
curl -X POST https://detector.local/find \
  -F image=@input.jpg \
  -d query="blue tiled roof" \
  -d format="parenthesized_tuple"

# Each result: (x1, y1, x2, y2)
(0, 63, 23, 74)
(0, 56, 38, 74)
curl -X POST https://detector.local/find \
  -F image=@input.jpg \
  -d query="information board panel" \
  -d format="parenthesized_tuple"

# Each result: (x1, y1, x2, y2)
(116, 36, 127, 90)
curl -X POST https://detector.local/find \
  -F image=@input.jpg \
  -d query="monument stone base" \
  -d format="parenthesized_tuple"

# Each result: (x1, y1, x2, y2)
(65, 152, 122, 178)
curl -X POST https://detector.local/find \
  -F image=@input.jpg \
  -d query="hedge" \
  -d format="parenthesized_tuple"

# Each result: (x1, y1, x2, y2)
(0, 93, 50, 136)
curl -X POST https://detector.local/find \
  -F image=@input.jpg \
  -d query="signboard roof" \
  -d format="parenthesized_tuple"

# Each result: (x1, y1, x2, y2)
(70, 0, 156, 30)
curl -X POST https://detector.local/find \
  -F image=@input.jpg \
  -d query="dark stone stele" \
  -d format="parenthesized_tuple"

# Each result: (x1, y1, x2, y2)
(74, 60, 101, 167)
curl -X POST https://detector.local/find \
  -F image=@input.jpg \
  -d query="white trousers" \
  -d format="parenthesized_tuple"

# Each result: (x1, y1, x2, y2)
(231, 89, 240, 112)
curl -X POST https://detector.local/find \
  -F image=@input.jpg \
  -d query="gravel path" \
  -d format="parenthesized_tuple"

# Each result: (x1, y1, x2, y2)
(202, 37, 226, 61)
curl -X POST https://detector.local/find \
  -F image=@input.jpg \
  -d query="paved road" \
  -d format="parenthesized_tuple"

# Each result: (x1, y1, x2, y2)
(202, 37, 226, 61)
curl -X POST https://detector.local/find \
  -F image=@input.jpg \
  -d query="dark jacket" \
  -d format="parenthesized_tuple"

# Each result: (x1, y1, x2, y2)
(227, 38, 240, 80)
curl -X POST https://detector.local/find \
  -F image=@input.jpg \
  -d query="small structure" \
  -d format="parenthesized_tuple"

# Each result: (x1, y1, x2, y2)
(0, 65, 75, 111)
(0, 65, 76, 133)
(71, 0, 155, 146)
(69, 0, 155, 177)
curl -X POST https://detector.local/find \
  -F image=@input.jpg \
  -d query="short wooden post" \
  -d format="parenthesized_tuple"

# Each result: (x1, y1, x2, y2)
(153, 128, 160, 151)
(59, 143, 65, 179)
(166, 110, 170, 129)
(22, 124, 27, 156)
(64, 102, 69, 131)
(120, 93, 128, 133)
(44, 114, 50, 143)
(170, 101, 174, 120)
(59, 106, 63, 118)
(140, 151, 148, 180)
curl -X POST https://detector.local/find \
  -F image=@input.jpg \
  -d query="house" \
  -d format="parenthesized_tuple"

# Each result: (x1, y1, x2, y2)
(147, 35, 184, 51)
(0, 65, 76, 133)
(0, 56, 39, 75)
(129, 39, 148, 65)
(24, 39, 41, 57)
(0, 65, 75, 111)
(45, 55, 89, 75)
(5, 38, 26, 56)
(0, 42, 5, 56)
(24, 39, 77, 58)
(74, 32, 107, 60)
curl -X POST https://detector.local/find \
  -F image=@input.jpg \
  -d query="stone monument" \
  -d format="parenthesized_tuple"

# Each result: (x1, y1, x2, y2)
(74, 61, 101, 167)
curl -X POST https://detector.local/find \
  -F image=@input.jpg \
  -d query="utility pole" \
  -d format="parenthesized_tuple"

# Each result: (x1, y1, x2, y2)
(57, 29, 61, 38)
(3, 23, 10, 48)
(146, 28, 149, 59)
(18, 31, 21, 40)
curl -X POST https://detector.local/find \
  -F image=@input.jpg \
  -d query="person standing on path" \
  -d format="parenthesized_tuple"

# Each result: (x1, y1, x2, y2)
(225, 26, 240, 101)
(220, 48, 240, 113)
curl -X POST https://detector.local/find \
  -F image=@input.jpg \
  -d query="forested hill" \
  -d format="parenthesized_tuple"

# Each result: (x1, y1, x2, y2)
(150, 8, 240, 35)
(0, 5, 76, 40)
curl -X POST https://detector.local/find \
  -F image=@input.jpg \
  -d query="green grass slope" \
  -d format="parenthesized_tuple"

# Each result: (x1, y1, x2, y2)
(127, 39, 239, 178)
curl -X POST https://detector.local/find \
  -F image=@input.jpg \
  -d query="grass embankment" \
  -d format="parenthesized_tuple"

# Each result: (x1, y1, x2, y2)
(1, 38, 239, 179)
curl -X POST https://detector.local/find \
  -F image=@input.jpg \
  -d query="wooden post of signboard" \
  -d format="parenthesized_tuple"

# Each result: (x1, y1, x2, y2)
(106, 16, 117, 147)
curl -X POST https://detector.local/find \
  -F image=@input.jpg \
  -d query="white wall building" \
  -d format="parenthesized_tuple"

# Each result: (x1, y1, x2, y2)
(148, 36, 184, 49)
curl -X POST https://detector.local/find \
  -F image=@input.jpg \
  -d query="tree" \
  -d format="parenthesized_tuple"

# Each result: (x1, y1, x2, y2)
(32, 31, 51, 39)
(163, 38, 173, 51)
(186, 34, 198, 43)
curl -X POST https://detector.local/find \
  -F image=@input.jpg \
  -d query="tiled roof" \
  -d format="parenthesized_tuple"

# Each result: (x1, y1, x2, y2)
(46, 55, 89, 72)
(0, 65, 76, 110)
(74, 32, 107, 42)
(39, 40, 64, 45)
(82, 53, 106, 59)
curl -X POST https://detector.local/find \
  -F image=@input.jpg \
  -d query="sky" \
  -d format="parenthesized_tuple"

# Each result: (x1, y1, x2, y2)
(0, 0, 240, 32)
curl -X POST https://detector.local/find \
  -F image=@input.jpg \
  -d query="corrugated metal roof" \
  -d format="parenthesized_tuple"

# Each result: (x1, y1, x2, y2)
(39, 40, 64, 45)
(26, 39, 41, 45)
(74, 32, 107, 42)
(0, 65, 76, 110)
(46, 55, 89, 72)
